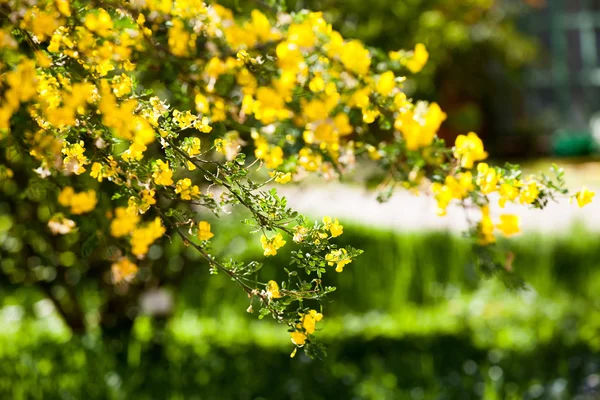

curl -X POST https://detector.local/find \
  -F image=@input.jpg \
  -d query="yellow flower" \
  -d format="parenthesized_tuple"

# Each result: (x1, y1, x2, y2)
(111, 258, 138, 284)
(454, 132, 488, 169)
(110, 207, 140, 237)
(405, 43, 429, 73)
(84, 9, 113, 38)
(127, 190, 156, 216)
(122, 142, 147, 162)
(175, 178, 201, 200)
(197, 221, 214, 241)
(573, 186, 595, 208)
(194, 117, 212, 133)
(309, 75, 325, 93)
(498, 182, 520, 208)
(431, 182, 452, 216)
(269, 171, 292, 184)
(152, 160, 174, 186)
(367, 145, 382, 160)
(445, 171, 474, 200)
(376, 71, 395, 96)
(168, 18, 196, 57)
(58, 186, 75, 207)
(479, 205, 495, 245)
(260, 233, 286, 256)
(55, 0, 71, 17)
(58, 187, 97, 215)
(476, 163, 498, 194)
(519, 181, 539, 205)
(62, 141, 89, 175)
(288, 22, 316, 48)
(266, 280, 281, 299)
(340, 40, 371, 75)
(301, 309, 323, 334)
(362, 108, 380, 124)
(497, 214, 520, 237)
(173, 109, 197, 128)
(323, 216, 343, 237)
(290, 331, 307, 346)
(325, 248, 352, 272)
(394, 102, 446, 151)
(140, 189, 157, 213)
(130, 217, 165, 257)
(293, 225, 309, 243)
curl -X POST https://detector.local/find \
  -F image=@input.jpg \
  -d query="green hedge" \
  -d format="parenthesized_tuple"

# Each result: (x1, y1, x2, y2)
(1, 224, 600, 399)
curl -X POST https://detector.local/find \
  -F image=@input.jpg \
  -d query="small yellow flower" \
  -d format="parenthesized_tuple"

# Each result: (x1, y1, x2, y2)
(298, 309, 323, 336)
(152, 160, 174, 186)
(478, 205, 495, 245)
(111, 258, 138, 284)
(197, 221, 214, 241)
(266, 280, 281, 299)
(84, 9, 113, 38)
(194, 117, 212, 133)
(58, 187, 97, 215)
(173, 109, 197, 128)
(405, 43, 429, 73)
(496, 214, 520, 237)
(260, 233, 286, 256)
(122, 142, 147, 162)
(325, 249, 352, 272)
(175, 178, 201, 200)
(290, 330, 307, 346)
(110, 207, 140, 238)
(454, 132, 487, 169)
(573, 186, 595, 208)
(519, 181, 539, 205)
(323, 216, 343, 237)
(431, 182, 452, 216)
(376, 71, 395, 96)
(476, 163, 498, 194)
(130, 217, 165, 257)
(269, 171, 292, 184)
(498, 182, 520, 208)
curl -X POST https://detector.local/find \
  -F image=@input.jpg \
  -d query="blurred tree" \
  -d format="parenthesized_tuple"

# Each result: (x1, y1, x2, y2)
(280, 0, 540, 151)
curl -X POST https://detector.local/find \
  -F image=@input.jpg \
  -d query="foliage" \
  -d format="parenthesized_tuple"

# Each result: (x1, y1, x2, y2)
(0, 0, 592, 356)
(279, 0, 540, 139)
(2, 226, 600, 399)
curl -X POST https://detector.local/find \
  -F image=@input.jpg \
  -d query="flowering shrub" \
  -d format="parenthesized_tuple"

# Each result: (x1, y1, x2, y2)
(0, 0, 593, 358)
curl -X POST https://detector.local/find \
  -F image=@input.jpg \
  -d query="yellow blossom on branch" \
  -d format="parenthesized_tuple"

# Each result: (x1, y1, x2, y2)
(175, 178, 201, 200)
(58, 187, 97, 215)
(197, 221, 214, 241)
(325, 249, 352, 272)
(453, 132, 488, 169)
(152, 160, 174, 186)
(260, 233, 286, 256)
(497, 214, 520, 237)
(573, 187, 595, 208)
(111, 258, 138, 284)
(130, 217, 165, 258)
(405, 43, 429, 73)
(266, 280, 281, 300)
(322, 216, 343, 237)
(110, 207, 140, 238)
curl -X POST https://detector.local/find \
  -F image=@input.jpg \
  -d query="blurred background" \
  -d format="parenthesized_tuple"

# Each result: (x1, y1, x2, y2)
(2, 0, 600, 399)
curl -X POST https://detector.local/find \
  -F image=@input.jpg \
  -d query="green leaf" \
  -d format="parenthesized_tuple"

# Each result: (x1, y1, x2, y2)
(81, 233, 99, 258)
